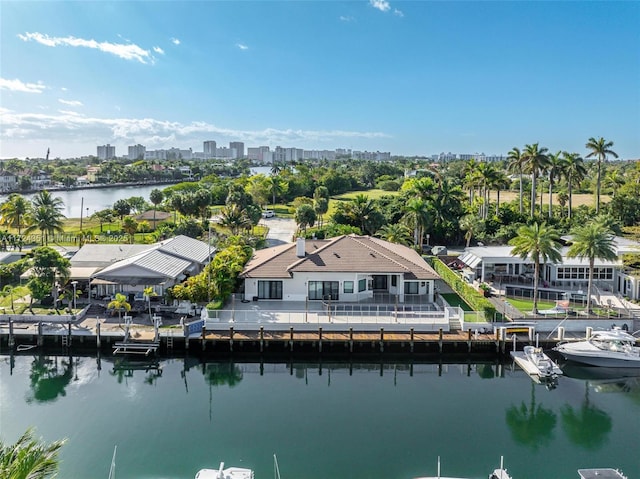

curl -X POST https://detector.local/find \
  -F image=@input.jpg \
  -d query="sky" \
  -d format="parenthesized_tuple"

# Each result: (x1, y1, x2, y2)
(1, 0, 639, 160)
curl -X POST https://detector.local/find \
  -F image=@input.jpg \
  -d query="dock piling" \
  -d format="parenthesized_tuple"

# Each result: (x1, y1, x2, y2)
(229, 327, 234, 352)
(96, 321, 101, 348)
(8, 319, 14, 348)
(260, 326, 264, 352)
(410, 328, 414, 353)
(37, 322, 43, 346)
(349, 327, 353, 353)
(290, 327, 294, 352)
(438, 328, 443, 353)
(318, 327, 323, 352)
(379, 328, 384, 353)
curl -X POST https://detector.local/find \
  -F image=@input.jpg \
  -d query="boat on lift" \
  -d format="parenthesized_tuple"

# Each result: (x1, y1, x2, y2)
(414, 456, 512, 479)
(554, 327, 640, 368)
(511, 345, 563, 381)
(195, 462, 254, 479)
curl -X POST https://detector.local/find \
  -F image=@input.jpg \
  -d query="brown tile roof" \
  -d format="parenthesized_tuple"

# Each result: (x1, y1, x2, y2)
(241, 234, 439, 280)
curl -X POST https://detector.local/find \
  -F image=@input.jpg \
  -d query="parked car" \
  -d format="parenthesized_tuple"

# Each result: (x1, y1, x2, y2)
(262, 210, 276, 218)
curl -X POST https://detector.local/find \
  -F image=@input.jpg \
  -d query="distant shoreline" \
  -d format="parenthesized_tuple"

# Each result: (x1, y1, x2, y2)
(0, 178, 189, 196)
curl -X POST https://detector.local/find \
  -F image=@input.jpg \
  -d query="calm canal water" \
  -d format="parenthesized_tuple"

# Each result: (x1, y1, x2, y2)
(0, 354, 639, 479)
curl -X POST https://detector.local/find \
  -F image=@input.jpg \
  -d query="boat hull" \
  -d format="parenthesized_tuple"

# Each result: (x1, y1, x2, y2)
(555, 350, 640, 368)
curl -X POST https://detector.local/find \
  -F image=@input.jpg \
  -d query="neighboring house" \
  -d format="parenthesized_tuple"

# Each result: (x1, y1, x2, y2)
(65, 235, 212, 298)
(457, 236, 640, 300)
(135, 210, 172, 230)
(0, 171, 18, 192)
(86, 166, 101, 182)
(240, 234, 439, 303)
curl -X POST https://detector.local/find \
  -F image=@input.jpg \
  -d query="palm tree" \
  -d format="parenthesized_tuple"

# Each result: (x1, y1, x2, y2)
(585, 137, 618, 214)
(121, 217, 138, 243)
(522, 143, 549, 218)
(509, 222, 562, 314)
(0, 427, 66, 479)
(349, 194, 377, 235)
(2, 284, 15, 312)
(376, 223, 412, 246)
(31, 190, 64, 210)
(562, 152, 587, 220)
(23, 205, 65, 245)
(459, 214, 484, 248)
(402, 197, 430, 249)
(219, 204, 251, 235)
(144, 286, 158, 322)
(268, 175, 286, 209)
(0, 193, 31, 235)
(603, 168, 625, 199)
(107, 293, 131, 324)
(505, 382, 557, 450)
(492, 170, 511, 216)
(546, 151, 567, 220)
(149, 188, 164, 226)
(507, 147, 525, 215)
(566, 220, 617, 313)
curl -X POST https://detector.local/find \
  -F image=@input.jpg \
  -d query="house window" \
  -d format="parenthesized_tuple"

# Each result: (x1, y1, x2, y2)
(358, 279, 366, 292)
(344, 281, 354, 294)
(257, 281, 283, 299)
(404, 282, 419, 294)
(309, 281, 339, 300)
(391, 276, 397, 287)
(372, 275, 388, 290)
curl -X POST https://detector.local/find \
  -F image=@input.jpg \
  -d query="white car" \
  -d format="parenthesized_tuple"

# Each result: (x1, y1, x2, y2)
(262, 210, 276, 218)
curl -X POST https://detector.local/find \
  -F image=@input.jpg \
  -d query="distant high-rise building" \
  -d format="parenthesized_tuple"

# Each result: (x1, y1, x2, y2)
(128, 144, 146, 160)
(229, 142, 245, 159)
(203, 141, 217, 158)
(97, 144, 115, 160)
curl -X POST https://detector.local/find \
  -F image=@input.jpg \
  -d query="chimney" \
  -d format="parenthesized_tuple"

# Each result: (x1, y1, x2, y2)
(296, 237, 306, 258)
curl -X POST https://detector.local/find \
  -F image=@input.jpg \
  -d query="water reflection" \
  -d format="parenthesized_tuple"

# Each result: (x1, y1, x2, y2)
(108, 357, 163, 386)
(561, 382, 612, 450)
(202, 361, 244, 387)
(505, 381, 557, 450)
(26, 355, 74, 403)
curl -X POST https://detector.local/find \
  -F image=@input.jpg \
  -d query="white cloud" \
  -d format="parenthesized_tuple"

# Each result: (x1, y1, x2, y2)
(369, 0, 390, 12)
(61, 87, 68, 92)
(394, 9, 404, 17)
(0, 110, 390, 152)
(18, 32, 155, 64)
(153, 46, 165, 54)
(0, 77, 46, 93)
(58, 99, 83, 107)
(339, 15, 355, 22)
(236, 43, 249, 51)
(171, 37, 181, 45)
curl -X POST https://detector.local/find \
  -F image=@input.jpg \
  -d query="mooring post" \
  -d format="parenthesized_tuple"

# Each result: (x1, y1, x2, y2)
(290, 327, 294, 352)
(379, 327, 384, 353)
(467, 328, 472, 353)
(260, 326, 264, 353)
(96, 321, 101, 349)
(201, 325, 206, 351)
(318, 327, 323, 353)
(438, 327, 443, 353)
(229, 326, 234, 352)
(37, 322, 43, 346)
(8, 319, 15, 348)
(349, 327, 354, 353)
(410, 327, 414, 353)
(495, 327, 501, 353)
(67, 322, 72, 347)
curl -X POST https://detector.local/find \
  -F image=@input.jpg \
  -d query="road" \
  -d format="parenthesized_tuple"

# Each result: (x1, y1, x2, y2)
(261, 216, 297, 246)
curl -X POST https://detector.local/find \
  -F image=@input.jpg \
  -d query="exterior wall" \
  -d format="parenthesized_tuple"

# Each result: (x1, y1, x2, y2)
(243, 272, 434, 303)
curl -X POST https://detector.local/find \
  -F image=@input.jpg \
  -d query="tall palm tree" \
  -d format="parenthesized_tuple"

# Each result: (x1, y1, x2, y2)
(0, 193, 31, 235)
(459, 214, 484, 248)
(566, 220, 617, 313)
(23, 206, 65, 245)
(522, 143, 549, 218)
(603, 168, 625, 199)
(546, 151, 567, 220)
(492, 170, 511, 216)
(506, 147, 525, 215)
(562, 152, 587, 221)
(107, 293, 131, 324)
(402, 197, 431, 249)
(509, 222, 562, 314)
(219, 204, 251, 235)
(0, 427, 65, 479)
(349, 194, 378, 235)
(585, 137, 618, 214)
(31, 190, 64, 210)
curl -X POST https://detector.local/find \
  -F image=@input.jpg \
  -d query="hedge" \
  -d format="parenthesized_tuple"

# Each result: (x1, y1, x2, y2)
(427, 257, 496, 318)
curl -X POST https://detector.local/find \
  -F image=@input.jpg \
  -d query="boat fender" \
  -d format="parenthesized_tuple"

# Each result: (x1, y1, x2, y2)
(622, 323, 629, 331)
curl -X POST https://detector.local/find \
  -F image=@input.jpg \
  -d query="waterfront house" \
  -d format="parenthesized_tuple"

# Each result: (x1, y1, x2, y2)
(0, 171, 18, 192)
(134, 210, 172, 230)
(457, 236, 640, 301)
(240, 234, 439, 304)
(65, 235, 212, 298)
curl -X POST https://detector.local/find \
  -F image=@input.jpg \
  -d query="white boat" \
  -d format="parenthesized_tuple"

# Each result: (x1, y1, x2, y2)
(554, 328, 640, 368)
(511, 345, 563, 380)
(195, 462, 254, 479)
(578, 468, 628, 479)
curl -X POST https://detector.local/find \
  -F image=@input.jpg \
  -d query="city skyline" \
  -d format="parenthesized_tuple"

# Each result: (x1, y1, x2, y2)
(1, 1, 639, 160)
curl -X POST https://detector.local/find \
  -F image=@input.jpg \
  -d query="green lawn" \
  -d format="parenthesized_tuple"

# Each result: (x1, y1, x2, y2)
(506, 297, 557, 313)
(327, 189, 398, 217)
(440, 293, 473, 311)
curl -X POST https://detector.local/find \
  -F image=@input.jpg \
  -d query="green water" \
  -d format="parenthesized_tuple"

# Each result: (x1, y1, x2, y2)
(1, 354, 639, 479)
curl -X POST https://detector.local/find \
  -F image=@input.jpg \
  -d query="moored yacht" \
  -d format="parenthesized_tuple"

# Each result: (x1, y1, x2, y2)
(554, 328, 640, 368)
(511, 345, 563, 380)
(578, 468, 628, 479)
(195, 462, 254, 479)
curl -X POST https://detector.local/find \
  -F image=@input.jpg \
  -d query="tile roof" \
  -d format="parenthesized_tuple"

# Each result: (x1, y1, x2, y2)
(241, 234, 439, 280)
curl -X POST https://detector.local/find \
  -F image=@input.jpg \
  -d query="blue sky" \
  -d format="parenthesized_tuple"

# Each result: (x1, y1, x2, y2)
(1, 0, 639, 160)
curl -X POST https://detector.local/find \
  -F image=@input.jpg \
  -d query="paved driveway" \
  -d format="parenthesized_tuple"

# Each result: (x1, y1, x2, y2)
(261, 217, 296, 246)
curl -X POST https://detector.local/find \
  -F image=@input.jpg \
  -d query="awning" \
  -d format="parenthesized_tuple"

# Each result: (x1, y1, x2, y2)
(459, 252, 482, 269)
